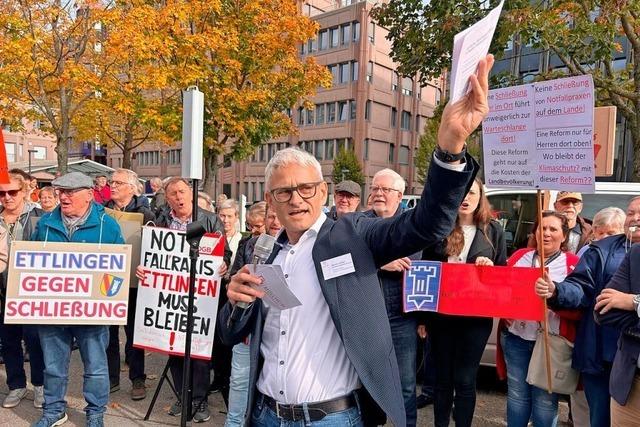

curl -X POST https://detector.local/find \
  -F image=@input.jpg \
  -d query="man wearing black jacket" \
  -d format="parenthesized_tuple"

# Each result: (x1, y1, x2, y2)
(155, 177, 232, 423)
(103, 168, 155, 400)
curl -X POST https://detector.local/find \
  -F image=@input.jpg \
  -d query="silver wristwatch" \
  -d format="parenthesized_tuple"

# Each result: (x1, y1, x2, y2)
(633, 294, 640, 313)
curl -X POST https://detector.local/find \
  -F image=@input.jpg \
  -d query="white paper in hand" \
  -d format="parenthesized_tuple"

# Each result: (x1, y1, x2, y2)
(449, 0, 504, 103)
(252, 264, 301, 310)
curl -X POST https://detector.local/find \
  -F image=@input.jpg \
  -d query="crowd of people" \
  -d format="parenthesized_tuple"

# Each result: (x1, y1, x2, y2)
(0, 54, 638, 427)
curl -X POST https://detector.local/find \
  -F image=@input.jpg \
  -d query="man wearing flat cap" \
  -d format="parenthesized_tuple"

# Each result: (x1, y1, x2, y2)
(329, 180, 361, 220)
(30, 172, 125, 427)
(554, 191, 592, 253)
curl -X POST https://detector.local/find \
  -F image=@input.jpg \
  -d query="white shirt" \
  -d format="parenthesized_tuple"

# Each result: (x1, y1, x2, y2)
(508, 250, 570, 341)
(227, 230, 243, 266)
(257, 213, 359, 404)
(448, 225, 476, 263)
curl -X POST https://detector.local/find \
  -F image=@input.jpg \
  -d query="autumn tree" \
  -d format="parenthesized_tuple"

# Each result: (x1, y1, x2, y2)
(74, 1, 182, 169)
(332, 147, 365, 185)
(0, 0, 118, 173)
(373, 0, 640, 178)
(161, 0, 331, 193)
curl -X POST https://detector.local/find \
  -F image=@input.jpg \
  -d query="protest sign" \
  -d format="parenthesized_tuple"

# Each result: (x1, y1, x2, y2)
(403, 261, 543, 321)
(483, 75, 595, 192)
(4, 241, 131, 325)
(134, 226, 224, 360)
(105, 208, 144, 288)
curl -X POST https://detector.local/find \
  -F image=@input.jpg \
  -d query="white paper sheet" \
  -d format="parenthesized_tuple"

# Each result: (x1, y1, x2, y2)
(252, 264, 302, 310)
(449, 1, 504, 103)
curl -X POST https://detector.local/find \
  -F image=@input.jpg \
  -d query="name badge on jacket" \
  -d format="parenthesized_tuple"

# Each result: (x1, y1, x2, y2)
(321, 253, 356, 280)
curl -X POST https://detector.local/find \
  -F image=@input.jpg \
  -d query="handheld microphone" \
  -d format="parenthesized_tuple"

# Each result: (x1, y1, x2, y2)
(227, 233, 276, 328)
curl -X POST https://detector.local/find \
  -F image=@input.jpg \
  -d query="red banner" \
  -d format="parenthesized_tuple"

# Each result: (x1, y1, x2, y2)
(403, 262, 543, 321)
(439, 263, 543, 320)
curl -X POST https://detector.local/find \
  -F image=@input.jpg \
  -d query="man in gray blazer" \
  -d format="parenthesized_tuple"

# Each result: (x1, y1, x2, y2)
(218, 55, 495, 427)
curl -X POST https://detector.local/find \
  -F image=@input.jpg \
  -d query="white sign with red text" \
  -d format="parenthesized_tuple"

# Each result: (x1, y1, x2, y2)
(483, 75, 595, 192)
(5, 241, 131, 325)
(134, 226, 224, 360)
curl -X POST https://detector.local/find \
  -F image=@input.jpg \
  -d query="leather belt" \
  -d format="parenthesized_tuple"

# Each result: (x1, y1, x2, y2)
(259, 392, 358, 421)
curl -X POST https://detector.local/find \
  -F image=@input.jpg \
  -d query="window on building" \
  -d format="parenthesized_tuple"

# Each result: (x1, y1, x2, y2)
(316, 104, 325, 125)
(368, 22, 375, 43)
(315, 140, 324, 160)
(268, 143, 276, 159)
(364, 139, 369, 160)
(244, 182, 249, 198)
(353, 22, 360, 41)
(399, 146, 409, 164)
(392, 72, 398, 91)
(319, 30, 328, 50)
(337, 138, 346, 153)
(298, 107, 304, 125)
(401, 111, 411, 130)
(365, 100, 371, 120)
(299, 42, 305, 55)
(260, 182, 265, 200)
(341, 23, 351, 45)
(366, 61, 373, 82)
(416, 115, 422, 132)
(351, 61, 358, 81)
(330, 27, 339, 48)
(327, 102, 336, 122)
(338, 101, 348, 121)
(306, 109, 314, 125)
(325, 139, 335, 160)
(340, 63, 349, 84)
(391, 107, 397, 127)
(259, 145, 266, 162)
(389, 143, 395, 163)
(402, 77, 413, 96)
(5, 143, 15, 162)
(350, 100, 357, 120)
(329, 64, 339, 85)
(308, 37, 317, 53)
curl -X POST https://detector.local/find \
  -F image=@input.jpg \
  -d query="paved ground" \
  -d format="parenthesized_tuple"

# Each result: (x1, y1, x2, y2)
(0, 345, 570, 426)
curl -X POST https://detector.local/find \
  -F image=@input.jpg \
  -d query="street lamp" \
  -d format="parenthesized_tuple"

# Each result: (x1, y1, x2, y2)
(28, 149, 37, 174)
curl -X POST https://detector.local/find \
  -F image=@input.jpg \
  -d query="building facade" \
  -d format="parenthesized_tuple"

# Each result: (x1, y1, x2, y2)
(110, 0, 444, 202)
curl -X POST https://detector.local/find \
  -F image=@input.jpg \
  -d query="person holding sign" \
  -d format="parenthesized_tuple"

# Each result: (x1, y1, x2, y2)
(218, 55, 493, 427)
(534, 199, 640, 427)
(152, 176, 231, 423)
(0, 171, 45, 410)
(30, 172, 125, 427)
(103, 168, 155, 401)
(498, 211, 580, 427)
(420, 177, 506, 427)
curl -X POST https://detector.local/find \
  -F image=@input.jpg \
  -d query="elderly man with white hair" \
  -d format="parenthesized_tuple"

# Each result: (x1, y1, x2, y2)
(218, 55, 493, 426)
(366, 168, 422, 426)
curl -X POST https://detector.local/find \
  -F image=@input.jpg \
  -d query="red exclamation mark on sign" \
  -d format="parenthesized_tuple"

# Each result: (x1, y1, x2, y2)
(169, 332, 175, 351)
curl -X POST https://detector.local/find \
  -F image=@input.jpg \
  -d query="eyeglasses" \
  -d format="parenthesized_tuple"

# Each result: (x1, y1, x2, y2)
(55, 188, 88, 196)
(0, 189, 21, 198)
(369, 186, 400, 195)
(109, 180, 131, 188)
(270, 181, 323, 203)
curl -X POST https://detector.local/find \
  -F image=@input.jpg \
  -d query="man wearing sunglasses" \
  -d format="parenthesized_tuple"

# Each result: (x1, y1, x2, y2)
(218, 56, 493, 427)
(30, 172, 124, 427)
(103, 169, 155, 401)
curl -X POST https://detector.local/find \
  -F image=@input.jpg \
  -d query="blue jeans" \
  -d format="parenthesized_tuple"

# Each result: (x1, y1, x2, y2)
(225, 341, 251, 427)
(38, 325, 110, 418)
(389, 316, 417, 427)
(250, 395, 363, 426)
(582, 365, 611, 427)
(501, 330, 558, 427)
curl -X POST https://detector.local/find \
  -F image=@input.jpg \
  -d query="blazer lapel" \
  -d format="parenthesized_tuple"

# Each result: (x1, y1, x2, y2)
(466, 226, 492, 262)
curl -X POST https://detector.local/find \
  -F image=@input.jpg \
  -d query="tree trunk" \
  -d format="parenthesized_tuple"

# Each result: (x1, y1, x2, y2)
(55, 133, 68, 175)
(202, 152, 217, 197)
(631, 118, 640, 181)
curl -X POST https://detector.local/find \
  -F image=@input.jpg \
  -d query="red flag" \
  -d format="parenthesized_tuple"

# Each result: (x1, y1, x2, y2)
(0, 131, 10, 184)
(438, 263, 543, 321)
